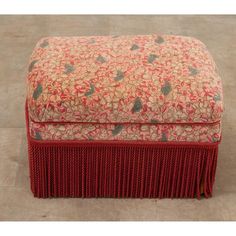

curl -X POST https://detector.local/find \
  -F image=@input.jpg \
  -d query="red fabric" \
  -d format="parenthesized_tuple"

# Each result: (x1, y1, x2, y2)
(27, 36, 223, 125)
(26, 103, 219, 198)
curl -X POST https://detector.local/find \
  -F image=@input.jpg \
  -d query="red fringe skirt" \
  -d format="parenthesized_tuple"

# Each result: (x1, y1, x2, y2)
(26, 107, 218, 199)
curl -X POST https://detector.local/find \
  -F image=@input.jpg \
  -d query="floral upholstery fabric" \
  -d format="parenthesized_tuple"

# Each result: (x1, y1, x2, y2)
(29, 120, 221, 143)
(27, 35, 223, 142)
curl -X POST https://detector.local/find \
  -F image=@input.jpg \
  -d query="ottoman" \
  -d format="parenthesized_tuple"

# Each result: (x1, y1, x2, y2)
(26, 35, 223, 198)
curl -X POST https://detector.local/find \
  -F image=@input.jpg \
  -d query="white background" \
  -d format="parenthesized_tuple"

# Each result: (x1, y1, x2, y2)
(0, 0, 236, 14)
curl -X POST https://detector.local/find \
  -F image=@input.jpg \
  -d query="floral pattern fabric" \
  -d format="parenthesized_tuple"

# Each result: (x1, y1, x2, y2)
(27, 35, 223, 142)
(29, 120, 221, 143)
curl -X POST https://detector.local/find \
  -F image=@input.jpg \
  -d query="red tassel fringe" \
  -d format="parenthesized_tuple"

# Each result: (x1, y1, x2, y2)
(26, 104, 219, 199)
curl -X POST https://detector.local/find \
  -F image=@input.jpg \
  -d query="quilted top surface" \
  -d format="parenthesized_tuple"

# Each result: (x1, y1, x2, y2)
(27, 35, 223, 124)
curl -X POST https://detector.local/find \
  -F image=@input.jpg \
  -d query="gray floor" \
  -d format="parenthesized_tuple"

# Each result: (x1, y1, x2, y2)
(0, 15, 236, 221)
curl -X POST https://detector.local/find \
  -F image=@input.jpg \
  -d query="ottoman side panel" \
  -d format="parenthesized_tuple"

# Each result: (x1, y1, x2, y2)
(26, 98, 219, 199)
(27, 134, 218, 199)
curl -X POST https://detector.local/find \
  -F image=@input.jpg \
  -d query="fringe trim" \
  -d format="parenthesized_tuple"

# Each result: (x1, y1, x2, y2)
(27, 141, 218, 199)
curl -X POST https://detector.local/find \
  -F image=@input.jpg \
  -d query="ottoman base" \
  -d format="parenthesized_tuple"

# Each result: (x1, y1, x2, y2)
(27, 137, 218, 199)
(26, 104, 218, 199)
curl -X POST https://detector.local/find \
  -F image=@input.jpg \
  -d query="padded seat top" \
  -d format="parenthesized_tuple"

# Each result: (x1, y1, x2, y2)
(27, 35, 223, 124)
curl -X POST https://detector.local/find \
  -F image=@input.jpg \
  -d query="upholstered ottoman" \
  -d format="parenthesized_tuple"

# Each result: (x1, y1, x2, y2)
(26, 35, 223, 198)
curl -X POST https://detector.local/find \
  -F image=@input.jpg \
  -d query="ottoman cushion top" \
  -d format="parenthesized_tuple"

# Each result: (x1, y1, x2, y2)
(27, 35, 223, 125)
